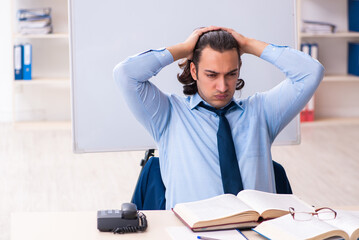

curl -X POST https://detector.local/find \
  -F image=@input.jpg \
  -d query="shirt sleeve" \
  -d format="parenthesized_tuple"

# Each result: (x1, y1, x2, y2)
(259, 44, 325, 142)
(113, 48, 174, 142)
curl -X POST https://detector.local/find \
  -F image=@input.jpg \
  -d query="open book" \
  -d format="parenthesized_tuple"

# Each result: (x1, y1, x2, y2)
(253, 210, 359, 240)
(172, 190, 314, 231)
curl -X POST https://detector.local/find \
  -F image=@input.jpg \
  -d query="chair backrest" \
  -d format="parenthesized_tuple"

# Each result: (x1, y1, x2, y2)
(132, 157, 292, 210)
(273, 160, 292, 194)
(131, 157, 166, 210)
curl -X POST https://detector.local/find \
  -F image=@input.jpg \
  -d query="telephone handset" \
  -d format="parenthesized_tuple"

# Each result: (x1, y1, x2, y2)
(97, 203, 147, 233)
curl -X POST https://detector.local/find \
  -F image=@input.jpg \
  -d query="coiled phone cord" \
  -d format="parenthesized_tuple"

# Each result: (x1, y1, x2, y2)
(112, 212, 148, 234)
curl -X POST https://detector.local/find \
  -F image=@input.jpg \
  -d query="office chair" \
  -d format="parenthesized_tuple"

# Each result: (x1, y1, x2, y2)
(132, 157, 292, 210)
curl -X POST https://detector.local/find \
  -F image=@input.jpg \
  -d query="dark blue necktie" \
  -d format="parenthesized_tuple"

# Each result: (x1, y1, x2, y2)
(199, 101, 243, 195)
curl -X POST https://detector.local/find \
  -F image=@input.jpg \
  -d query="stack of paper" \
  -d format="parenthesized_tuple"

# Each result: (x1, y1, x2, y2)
(17, 8, 53, 35)
(166, 226, 247, 240)
(302, 20, 336, 34)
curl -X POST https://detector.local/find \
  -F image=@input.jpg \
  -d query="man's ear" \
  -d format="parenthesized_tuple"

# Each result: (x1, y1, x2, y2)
(190, 62, 197, 81)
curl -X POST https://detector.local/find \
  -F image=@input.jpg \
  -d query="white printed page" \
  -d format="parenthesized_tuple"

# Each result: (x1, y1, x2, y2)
(253, 214, 349, 240)
(237, 190, 314, 217)
(166, 226, 247, 240)
(173, 194, 256, 226)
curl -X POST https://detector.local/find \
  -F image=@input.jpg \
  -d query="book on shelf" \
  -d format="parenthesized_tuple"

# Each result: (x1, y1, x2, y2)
(300, 43, 318, 122)
(13, 43, 32, 80)
(348, 43, 359, 77)
(349, 0, 359, 32)
(17, 7, 51, 20)
(22, 43, 32, 80)
(172, 190, 314, 232)
(14, 45, 23, 80)
(19, 25, 53, 35)
(17, 8, 53, 35)
(253, 210, 359, 240)
(18, 15, 51, 29)
(302, 20, 336, 34)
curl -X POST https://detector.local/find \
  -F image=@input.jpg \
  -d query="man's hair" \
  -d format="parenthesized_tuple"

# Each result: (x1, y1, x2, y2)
(177, 30, 245, 95)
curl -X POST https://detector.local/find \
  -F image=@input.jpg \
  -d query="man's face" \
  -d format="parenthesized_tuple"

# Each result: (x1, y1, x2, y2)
(190, 46, 239, 109)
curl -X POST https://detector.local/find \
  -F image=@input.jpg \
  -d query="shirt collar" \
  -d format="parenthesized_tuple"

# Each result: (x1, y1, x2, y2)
(189, 93, 243, 110)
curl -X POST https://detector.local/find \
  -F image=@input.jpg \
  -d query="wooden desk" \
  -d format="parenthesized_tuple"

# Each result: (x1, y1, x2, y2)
(11, 210, 265, 240)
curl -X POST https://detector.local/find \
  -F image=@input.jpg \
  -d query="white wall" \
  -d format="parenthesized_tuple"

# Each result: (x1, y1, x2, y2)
(0, 0, 14, 122)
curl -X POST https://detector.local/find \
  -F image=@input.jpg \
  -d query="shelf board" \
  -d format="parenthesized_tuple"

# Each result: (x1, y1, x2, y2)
(300, 31, 359, 38)
(300, 117, 359, 126)
(323, 74, 359, 82)
(13, 121, 71, 130)
(14, 78, 71, 86)
(14, 33, 69, 39)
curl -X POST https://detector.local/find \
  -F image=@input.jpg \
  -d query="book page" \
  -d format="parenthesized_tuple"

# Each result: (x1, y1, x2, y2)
(237, 190, 314, 217)
(253, 214, 349, 240)
(325, 210, 359, 240)
(173, 194, 256, 226)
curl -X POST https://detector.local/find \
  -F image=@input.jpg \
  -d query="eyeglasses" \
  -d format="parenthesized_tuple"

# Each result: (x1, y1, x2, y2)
(289, 207, 337, 221)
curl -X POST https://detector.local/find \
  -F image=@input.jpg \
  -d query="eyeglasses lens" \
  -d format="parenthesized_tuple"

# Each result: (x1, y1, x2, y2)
(294, 212, 312, 221)
(317, 209, 336, 220)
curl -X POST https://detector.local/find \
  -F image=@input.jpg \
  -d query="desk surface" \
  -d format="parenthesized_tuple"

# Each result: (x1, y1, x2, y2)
(11, 210, 265, 240)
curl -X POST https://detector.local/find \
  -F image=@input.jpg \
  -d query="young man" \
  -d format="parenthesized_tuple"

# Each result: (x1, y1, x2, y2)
(114, 26, 324, 209)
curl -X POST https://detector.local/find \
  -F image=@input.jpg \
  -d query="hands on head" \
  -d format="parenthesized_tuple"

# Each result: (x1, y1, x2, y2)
(167, 26, 267, 61)
(182, 26, 248, 59)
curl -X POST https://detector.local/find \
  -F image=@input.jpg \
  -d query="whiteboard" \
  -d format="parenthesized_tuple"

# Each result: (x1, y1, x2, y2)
(69, 0, 299, 153)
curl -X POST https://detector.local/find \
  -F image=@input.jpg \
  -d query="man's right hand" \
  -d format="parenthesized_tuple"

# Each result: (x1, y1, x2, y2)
(222, 27, 269, 57)
(167, 26, 221, 61)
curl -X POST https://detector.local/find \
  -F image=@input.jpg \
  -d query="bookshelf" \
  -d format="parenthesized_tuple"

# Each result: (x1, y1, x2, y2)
(297, 0, 359, 119)
(14, 33, 69, 39)
(301, 31, 359, 38)
(13, 78, 70, 86)
(11, 0, 71, 122)
(323, 74, 359, 83)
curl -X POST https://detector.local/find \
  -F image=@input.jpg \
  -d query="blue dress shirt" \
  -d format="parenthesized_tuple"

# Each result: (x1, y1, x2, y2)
(113, 44, 324, 209)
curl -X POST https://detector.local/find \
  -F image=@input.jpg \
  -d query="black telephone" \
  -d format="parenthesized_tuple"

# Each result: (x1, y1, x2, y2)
(97, 203, 147, 234)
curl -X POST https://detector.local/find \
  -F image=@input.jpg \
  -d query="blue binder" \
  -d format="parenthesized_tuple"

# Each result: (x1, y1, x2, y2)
(22, 43, 32, 80)
(14, 45, 23, 80)
(348, 42, 359, 76)
(349, 0, 359, 32)
(300, 43, 311, 56)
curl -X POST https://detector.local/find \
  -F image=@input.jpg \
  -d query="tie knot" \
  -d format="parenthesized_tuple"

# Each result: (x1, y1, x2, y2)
(216, 109, 227, 116)
(199, 102, 235, 116)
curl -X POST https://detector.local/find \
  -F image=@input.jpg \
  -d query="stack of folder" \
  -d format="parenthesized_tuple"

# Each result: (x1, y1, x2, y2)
(302, 20, 336, 34)
(17, 8, 53, 35)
